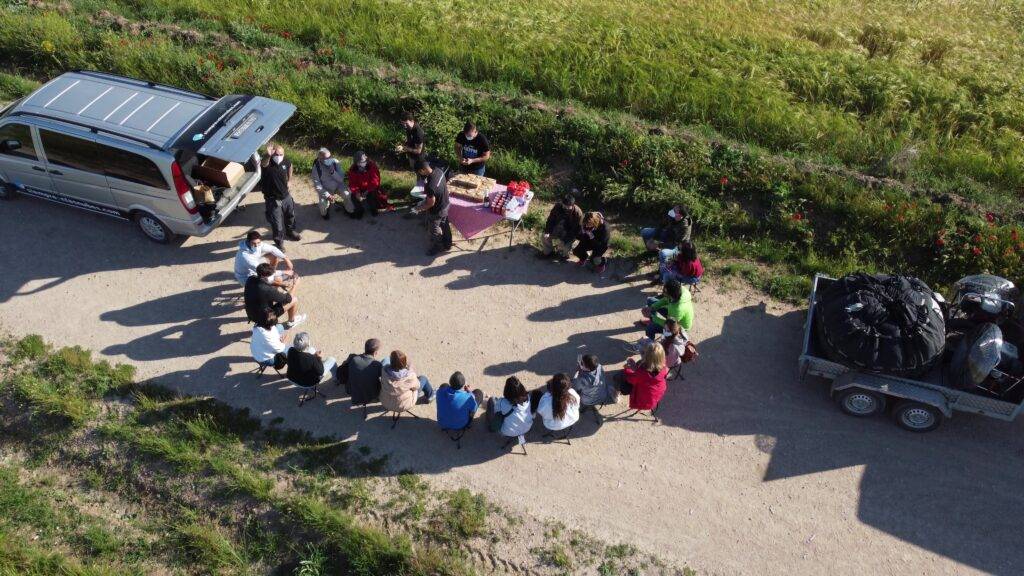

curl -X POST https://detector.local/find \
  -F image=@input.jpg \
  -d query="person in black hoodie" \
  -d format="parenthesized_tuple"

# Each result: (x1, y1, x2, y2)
(573, 211, 610, 273)
(286, 332, 336, 388)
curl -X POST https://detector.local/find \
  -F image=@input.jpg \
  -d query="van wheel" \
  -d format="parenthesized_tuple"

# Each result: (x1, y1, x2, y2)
(0, 182, 13, 200)
(893, 401, 942, 433)
(135, 212, 174, 244)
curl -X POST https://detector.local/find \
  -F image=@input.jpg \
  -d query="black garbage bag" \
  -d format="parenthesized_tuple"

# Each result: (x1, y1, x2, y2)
(816, 273, 946, 377)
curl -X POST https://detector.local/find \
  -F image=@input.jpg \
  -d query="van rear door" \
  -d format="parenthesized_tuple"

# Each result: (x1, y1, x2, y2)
(177, 95, 296, 163)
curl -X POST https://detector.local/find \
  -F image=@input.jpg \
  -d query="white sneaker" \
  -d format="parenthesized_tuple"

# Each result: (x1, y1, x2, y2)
(284, 314, 307, 330)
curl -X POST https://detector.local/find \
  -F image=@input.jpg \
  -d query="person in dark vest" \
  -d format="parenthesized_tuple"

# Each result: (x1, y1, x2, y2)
(260, 144, 301, 250)
(410, 158, 452, 256)
(337, 338, 384, 408)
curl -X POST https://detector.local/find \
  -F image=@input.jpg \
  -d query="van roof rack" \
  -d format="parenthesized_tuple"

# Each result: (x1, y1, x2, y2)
(68, 70, 216, 101)
(8, 110, 163, 150)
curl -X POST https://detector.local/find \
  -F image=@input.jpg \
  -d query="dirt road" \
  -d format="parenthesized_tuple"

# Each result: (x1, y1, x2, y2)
(2, 183, 1022, 575)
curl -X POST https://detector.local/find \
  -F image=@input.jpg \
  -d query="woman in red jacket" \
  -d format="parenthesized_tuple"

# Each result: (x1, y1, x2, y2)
(346, 151, 393, 216)
(621, 342, 669, 412)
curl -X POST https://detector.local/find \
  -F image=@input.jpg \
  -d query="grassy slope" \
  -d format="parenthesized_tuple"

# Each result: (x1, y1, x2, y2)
(0, 334, 689, 576)
(1, 1, 1022, 300)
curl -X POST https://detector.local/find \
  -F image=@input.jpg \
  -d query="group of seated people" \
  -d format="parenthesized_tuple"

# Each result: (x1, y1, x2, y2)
(536, 192, 612, 274)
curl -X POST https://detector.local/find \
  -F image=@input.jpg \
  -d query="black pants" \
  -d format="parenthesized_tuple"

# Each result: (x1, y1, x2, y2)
(265, 195, 296, 244)
(572, 237, 607, 263)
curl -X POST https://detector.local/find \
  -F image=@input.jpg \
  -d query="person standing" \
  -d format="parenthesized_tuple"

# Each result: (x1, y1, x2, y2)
(410, 158, 451, 256)
(454, 121, 491, 176)
(397, 112, 426, 171)
(260, 144, 300, 250)
(347, 151, 392, 216)
(311, 148, 352, 220)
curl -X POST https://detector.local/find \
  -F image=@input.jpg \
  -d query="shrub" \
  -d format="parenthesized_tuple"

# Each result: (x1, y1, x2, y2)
(920, 37, 954, 67)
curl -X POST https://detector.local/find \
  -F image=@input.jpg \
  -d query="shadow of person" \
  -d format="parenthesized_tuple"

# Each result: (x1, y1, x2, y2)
(651, 303, 1024, 574)
(0, 195, 239, 304)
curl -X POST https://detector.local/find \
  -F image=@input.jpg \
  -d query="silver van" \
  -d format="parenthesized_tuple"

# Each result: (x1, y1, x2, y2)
(0, 70, 295, 243)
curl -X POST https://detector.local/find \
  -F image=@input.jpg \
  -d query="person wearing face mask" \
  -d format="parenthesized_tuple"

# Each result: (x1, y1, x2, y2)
(311, 148, 353, 220)
(346, 151, 392, 217)
(259, 144, 300, 250)
(397, 112, 426, 171)
(640, 204, 693, 264)
(454, 121, 491, 176)
(638, 279, 693, 341)
(410, 158, 452, 256)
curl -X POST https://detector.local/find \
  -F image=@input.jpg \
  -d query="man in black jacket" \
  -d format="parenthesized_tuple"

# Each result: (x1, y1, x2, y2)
(337, 338, 383, 408)
(538, 192, 584, 259)
(244, 263, 305, 329)
(260, 144, 301, 250)
(286, 332, 336, 389)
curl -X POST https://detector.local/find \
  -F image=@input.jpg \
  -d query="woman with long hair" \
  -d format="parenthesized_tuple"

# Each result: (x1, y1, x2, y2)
(661, 240, 704, 285)
(621, 342, 669, 412)
(488, 376, 535, 438)
(536, 373, 580, 431)
(572, 211, 611, 274)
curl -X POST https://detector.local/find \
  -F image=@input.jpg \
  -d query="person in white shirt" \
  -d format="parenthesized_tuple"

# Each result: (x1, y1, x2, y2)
(234, 230, 296, 287)
(489, 376, 534, 439)
(251, 312, 292, 365)
(535, 373, 580, 432)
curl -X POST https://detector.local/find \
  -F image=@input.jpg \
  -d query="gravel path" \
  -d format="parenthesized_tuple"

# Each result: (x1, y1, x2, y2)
(2, 182, 1022, 575)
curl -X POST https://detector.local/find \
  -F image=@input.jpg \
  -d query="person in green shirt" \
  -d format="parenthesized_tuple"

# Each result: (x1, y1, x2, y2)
(642, 279, 693, 340)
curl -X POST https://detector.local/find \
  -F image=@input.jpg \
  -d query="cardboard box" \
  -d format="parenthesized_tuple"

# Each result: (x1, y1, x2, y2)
(194, 157, 245, 188)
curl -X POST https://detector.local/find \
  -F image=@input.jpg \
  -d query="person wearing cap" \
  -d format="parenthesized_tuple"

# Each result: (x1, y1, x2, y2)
(311, 147, 352, 220)
(346, 151, 392, 216)
(640, 204, 693, 264)
(538, 191, 584, 259)
(410, 158, 451, 256)
(454, 121, 491, 176)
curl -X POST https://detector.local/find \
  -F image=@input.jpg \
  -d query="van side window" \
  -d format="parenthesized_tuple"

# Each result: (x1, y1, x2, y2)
(0, 123, 38, 161)
(39, 130, 105, 174)
(101, 145, 168, 189)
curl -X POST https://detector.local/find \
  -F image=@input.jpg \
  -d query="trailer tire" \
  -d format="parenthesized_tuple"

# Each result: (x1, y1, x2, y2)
(836, 389, 886, 417)
(893, 401, 942, 433)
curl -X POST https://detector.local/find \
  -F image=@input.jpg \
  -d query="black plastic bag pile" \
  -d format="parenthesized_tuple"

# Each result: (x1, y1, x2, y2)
(816, 273, 946, 377)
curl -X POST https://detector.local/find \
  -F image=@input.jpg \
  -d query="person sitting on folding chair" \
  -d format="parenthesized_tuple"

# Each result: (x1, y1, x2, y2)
(251, 311, 292, 371)
(619, 342, 669, 416)
(338, 338, 384, 416)
(659, 240, 704, 287)
(535, 373, 580, 435)
(381, 350, 434, 411)
(286, 332, 336, 404)
(571, 354, 616, 415)
(488, 376, 534, 445)
(436, 372, 484, 435)
(639, 279, 693, 341)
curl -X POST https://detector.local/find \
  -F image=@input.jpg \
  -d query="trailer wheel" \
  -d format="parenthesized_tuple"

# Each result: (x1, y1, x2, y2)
(893, 401, 942, 433)
(836, 389, 886, 417)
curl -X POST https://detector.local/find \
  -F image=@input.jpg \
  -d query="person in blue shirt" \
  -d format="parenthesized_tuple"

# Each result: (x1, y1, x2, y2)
(436, 371, 485, 431)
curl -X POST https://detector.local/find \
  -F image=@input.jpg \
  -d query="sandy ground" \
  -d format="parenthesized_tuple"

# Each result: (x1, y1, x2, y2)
(2, 182, 1023, 576)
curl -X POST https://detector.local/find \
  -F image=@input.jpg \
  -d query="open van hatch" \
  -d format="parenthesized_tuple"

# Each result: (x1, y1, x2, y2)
(170, 94, 296, 164)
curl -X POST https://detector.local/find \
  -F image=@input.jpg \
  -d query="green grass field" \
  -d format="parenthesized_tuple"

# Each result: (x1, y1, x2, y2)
(1, 0, 1022, 297)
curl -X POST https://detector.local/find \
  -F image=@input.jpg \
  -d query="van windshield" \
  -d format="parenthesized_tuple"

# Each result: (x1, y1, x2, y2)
(169, 94, 253, 153)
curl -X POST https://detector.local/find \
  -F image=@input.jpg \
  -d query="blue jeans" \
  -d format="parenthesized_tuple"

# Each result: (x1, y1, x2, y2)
(417, 375, 434, 401)
(642, 227, 674, 248)
(645, 297, 666, 339)
(461, 159, 486, 176)
(661, 264, 701, 286)
(658, 248, 676, 266)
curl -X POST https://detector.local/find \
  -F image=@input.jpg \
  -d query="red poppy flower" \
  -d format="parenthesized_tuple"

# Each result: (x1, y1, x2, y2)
(935, 237, 945, 247)
(720, 176, 729, 186)
(972, 247, 983, 256)
(1012, 230, 1019, 242)
(985, 212, 996, 223)
(792, 212, 804, 221)
(972, 233, 983, 243)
